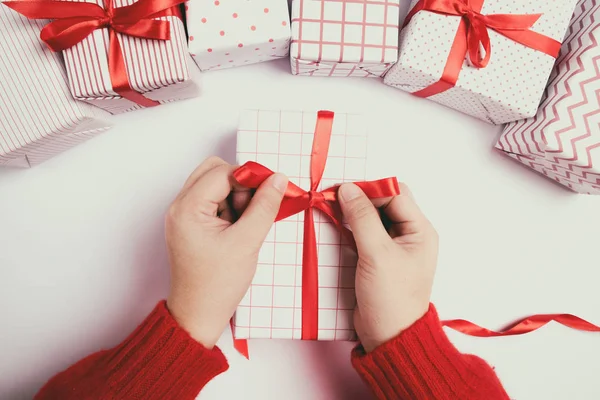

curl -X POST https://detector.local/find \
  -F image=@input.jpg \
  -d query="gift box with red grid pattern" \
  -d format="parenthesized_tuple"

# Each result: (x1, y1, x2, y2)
(290, 0, 401, 78)
(232, 110, 372, 341)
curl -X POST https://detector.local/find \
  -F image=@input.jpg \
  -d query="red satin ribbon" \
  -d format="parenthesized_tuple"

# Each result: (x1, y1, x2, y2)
(443, 313, 600, 337)
(405, 0, 563, 98)
(232, 111, 401, 358)
(4, 0, 185, 107)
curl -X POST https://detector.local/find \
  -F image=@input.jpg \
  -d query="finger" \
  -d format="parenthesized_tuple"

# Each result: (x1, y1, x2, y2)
(231, 173, 288, 246)
(181, 164, 239, 216)
(182, 156, 229, 192)
(338, 183, 391, 256)
(381, 184, 429, 237)
(231, 189, 253, 218)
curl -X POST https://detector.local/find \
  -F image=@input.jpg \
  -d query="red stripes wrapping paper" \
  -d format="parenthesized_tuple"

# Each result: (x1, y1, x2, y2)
(384, 0, 579, 124)
(291, 0, 401, 78)
(233, 110, 370, 341)
(187, 0, 291, 72)
(496, 0, 600, 194)
(62, 0, 199, 115)
(0, 6, 112, 168)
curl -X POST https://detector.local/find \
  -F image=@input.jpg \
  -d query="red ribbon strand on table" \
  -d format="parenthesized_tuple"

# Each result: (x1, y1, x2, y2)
(4, 0, 185, 107)
(405, 0, 563, 98)
(443, 313, 600, 337)
(232, 111, 401, 358)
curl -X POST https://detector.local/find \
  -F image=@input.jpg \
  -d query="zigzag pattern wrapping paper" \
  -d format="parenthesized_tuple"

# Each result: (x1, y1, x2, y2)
(0, 6, 112, 168)
(496, 0, 600, 194)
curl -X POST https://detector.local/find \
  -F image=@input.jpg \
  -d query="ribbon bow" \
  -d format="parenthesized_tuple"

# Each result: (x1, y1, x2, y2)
(233, 111, 400, 356)
(4, 0, 186, 107)
(405, 0, 563, 98)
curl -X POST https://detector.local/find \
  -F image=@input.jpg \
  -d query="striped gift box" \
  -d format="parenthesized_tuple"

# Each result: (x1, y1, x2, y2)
(290, 0, 401, 78)
(0, 6, 112, 168)
(62, 0, 200, 115)
(496, 0, 600, 195)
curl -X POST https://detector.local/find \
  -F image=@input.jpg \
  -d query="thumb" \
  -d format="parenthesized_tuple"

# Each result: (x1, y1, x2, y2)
(233, 173, 288, 246)
(338, 183, 391, 257)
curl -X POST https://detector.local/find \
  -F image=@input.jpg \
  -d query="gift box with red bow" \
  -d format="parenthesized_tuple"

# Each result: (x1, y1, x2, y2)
(231, 110, 399, 347)
(290, 0, 401, 77)
(496, 0, 600, 195)
(187, 0, 291, 71)
(1, 6, 112, 167)
(4, 0, 200, 115)
(384, 0, 579, 124)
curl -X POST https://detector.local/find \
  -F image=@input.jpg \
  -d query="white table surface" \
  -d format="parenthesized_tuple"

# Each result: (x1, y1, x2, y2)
(1, 57, 600, 400)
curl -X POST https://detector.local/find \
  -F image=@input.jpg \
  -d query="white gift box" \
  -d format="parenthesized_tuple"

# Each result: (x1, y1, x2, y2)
(60, 0, 199, 115)
(233, 110, 372, 341)
(290, 0, 401, 78)
(187, 1, 291, 71)
(496, 0, 600, 195)
(0, 7, 111, 167)
(384, 0, 579, 124)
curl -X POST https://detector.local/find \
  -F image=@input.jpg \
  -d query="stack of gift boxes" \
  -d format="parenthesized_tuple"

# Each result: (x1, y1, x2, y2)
(2, 0, 599, 349)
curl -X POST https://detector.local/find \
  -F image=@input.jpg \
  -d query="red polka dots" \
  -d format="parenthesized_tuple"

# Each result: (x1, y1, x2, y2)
(282, 21, 287, 26)
(250, 25, 256, 31)
(201, 18, 207, 23)
(219, 30, 225, 36)
(214, 0, 219, 5)
(238, 43, 244, 48)
(207, 48, 212, 52)
(189, 36, 194, 41)
(269, 38, 274, 43)
(225, 52, 230, 55)
(255, 47, 260, 51)
(264, 8, 269, 13)
(232, 13, 238, 18)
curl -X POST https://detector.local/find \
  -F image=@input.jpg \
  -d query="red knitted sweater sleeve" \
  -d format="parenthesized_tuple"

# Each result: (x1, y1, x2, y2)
(34, 301, 229, 400)
(351, 304, 510, 400)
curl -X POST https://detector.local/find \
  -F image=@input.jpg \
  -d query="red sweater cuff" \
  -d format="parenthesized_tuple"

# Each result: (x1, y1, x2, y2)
(36, 301, 229, 400)
(351, 304, 509, 400)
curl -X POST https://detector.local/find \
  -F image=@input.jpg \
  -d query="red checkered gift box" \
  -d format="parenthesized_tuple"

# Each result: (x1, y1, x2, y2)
(290, 0, 401, 78)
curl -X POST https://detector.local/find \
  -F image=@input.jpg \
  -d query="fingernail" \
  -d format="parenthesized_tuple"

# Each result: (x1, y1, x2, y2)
(271, 173, 288, 193)
(339, 184, 361, 201)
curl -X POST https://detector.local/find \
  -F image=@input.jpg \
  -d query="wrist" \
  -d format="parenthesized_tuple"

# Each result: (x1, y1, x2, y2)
(166, 297, 220, 349)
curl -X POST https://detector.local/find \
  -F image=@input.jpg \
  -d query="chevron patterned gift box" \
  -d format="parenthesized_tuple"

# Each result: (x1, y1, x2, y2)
(496, 0, 600, 195)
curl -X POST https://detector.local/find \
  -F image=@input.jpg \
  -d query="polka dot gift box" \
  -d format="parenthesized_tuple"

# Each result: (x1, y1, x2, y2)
(5, 0, 201, 115)
(291, 0, 401, 77)
(496, 0, 600, 195)
(384, 0, 579, 125)
(1, 6, 112, 168)
(187, 1, 291, 71)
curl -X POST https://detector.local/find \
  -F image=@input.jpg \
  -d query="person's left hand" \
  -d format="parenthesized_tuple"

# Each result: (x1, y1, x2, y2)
(166, 157, 288, 348)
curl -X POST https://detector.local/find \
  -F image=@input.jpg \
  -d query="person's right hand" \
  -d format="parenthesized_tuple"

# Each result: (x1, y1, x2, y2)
(337, 183, 439, 353)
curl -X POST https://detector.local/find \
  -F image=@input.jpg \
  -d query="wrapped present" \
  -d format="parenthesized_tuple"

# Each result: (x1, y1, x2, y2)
(4, 0, 200, 115)
(290, 0, 401, 77)
(1, 6, 111, 167)
(187, 0, 291, 71)
(496, 0, 600, 195)
(231, 110, 399, 347)
(384, 0, 579, 124)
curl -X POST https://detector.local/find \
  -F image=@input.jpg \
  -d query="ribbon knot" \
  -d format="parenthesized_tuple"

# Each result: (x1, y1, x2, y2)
(4, 0, 186, 108)
(307, 191, 325, 207)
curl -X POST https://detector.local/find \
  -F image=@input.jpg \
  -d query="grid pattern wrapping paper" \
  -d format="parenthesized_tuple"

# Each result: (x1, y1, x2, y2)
(290, 0, 400, 78)
(496, 0, 600, 195)
(60, 0, 199, 115)
(384, 0, 579, 124)
(234, 110, 369, 340)
(0, 6, 111, 168)
(187, 0, 291, 71)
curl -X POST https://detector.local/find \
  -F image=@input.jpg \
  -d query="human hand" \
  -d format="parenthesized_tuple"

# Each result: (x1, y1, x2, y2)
(338, 183, 438, 353)
(166, 157, 288, 348)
